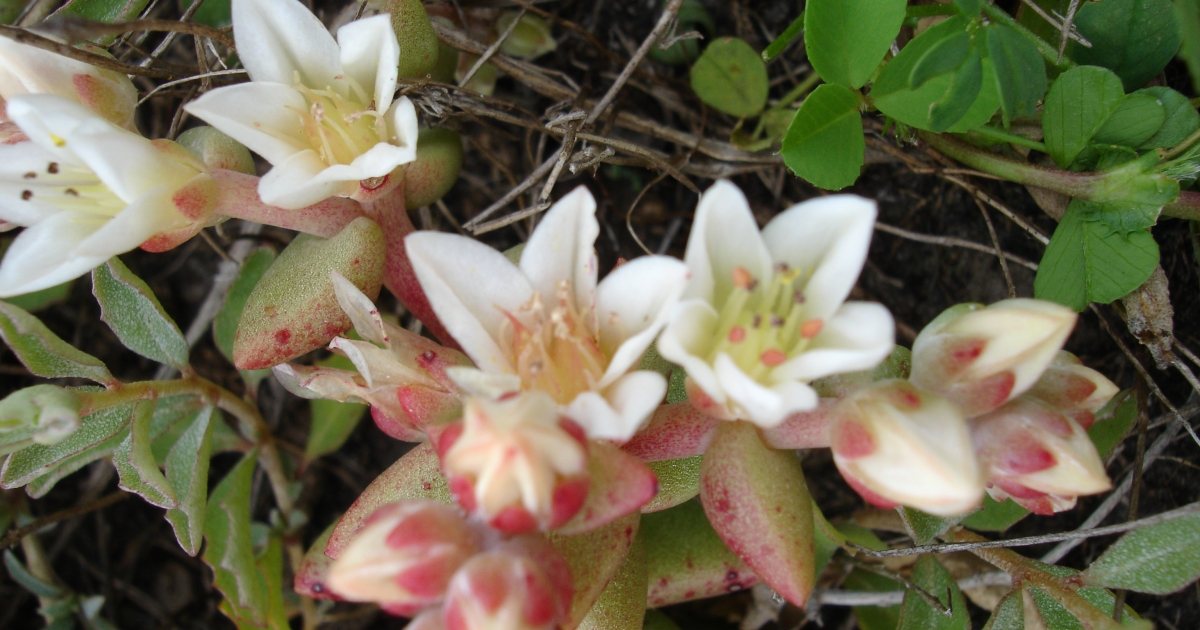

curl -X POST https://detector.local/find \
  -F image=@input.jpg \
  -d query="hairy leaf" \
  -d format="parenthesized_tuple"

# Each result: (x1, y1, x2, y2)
(113, 399, 176, 508)
(897, 555, 969, 630)
(1083, 508, 1200, 593)
(2, 401, 137, 488)
(165, 406, 215, 555)
(93, 258, 189, 370)
(0, 301, 113, 384)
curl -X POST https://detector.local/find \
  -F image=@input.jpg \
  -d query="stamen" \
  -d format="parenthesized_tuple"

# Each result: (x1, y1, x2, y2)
(760, 349, 787, 367)
(751, 314, 762, 329)
(800, 319, 824, 339)
(64, 188, 79, 197)
(731, 266, 757, 291)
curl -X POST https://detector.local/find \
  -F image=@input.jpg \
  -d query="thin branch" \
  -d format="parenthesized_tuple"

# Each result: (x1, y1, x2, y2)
(585, 0, 685, 125)
(1, 492, 128, 549)
(852, 501, 1200, 558)
(137, 68, 246, 105)
(458, 8, 525, 88)
(52, 17, 235, 48)
(0, 24, 173, 78)
(463, 155, 557, 230)
(973, 196, 1018, 297)
(873, 222, 1038, 270)
(811, 572, 1010, 607)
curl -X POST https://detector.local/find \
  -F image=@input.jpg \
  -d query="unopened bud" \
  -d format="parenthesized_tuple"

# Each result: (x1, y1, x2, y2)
(0, 385, 81, 445)
(440, 393, 590, 534)
(829, 380, 983, 516)
(971, 397, 1111, 515)
(1023, 352, 1118, 429)
(176, 126, 256, 175)
(911, 299, 1077, 417)
(405, 127, 464, 209)
(442, 537, 572, 630)
(327, 500, 480, 616)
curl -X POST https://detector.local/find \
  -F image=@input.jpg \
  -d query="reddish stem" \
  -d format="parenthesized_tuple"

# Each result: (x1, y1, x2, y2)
(210, 169, 366, 237)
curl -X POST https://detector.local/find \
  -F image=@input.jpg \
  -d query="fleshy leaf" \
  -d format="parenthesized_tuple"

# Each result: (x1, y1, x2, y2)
(643, 499, 756, 607)
(213, 247, 276, 388)
(325, 442, 451, 558)
(164, 406, 215, 555)
(0, 301, 114, 385)
(700, 421, 814, 606)
(620, 402, 719, 463)
(576, 530, 647, 630)
(386, 0, 440, 79)
(897, 555, 969, 630)
(641, 455, 702, 513)
(113, 399, 176, 508)
(550, 513, 640, 630)
(404, 128, 464, 210)
(556, 442, 658, 536)
(294, 521, 338, 599)
(1, 401, 137, 488)
(1082, 508, 1200, 594)
(233, 218, 385, 370)
(93, 258, 190, 370)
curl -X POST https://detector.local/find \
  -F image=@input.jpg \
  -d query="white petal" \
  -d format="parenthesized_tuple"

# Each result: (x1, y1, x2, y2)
(0, 211, 104, 296)
(73, 186, 185, 259)
(444, 366, 521, 398)
(0, 196, 56, 227)
(656, 299, 724, 403)
(519, 186, 599, 323)
(714, 352, 789, 428)
(406, 231, 534, 373)
(0, 39, 84, 101)
(4, 95, 105, 165)
(337, 15, 399, 113)
(330, 337, 433, 388)
(771, 302, 895, 383)
(233, 0, 343, 89)
(184, 82, 309, 165)
(594, 255, 688, 388)
(64, 130, 195, 203)
(684, 180, 772, 304)
(385, 96, 418, 152)
(331, 270, 389, 346)
(311, 139, 416, 183)
(761, 195, 876, 321)
(257, 149, 352, 209)
(589, 370, 667, 441)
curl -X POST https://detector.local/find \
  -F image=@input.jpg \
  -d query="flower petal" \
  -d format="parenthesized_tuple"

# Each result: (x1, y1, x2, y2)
(406, 231, 534, 373)
(257, 149, 352, 209)
(771, 302, 895, 383)
(0, 210, 104, 296)
(684, 180, 772, 304)
(331, 270, 389, 345)
(62, 129, 195, 203)
(184, 82, 309, 165)
(592, 370, 667, 441)
(233, 0, 343, 89)
(444, 366, 521, 398)
(74, 185, 185, 258)
(4, 95, 105, 165)
(594, 255, 688, 388)
(714, 352, 815, 428)
(311, 139, 416, 184)
(337, 15, 400, 113)
(657, 299, 724, 403)
(518, 186, 599, 323)
(761, 195, 876, 321)
(385, 96, 418, 154)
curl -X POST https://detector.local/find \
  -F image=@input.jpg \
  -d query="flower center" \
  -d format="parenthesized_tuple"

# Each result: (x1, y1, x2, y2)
(18, 160, 125, 220)
(291, 78, 385, 167)
(499, 281, 607, 405)
(708, 265, 824, 380)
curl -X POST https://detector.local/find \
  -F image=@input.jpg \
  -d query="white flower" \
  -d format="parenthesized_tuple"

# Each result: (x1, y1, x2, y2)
(184, 0, 418, 209)
(0, 95, 214, 297)
(0, 38, 137, 129)
(658, 180, 895, 428)
(406, 186, 689, 441)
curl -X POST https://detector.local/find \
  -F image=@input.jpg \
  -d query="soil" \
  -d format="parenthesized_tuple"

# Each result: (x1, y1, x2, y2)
(2, 1, 1200, 629)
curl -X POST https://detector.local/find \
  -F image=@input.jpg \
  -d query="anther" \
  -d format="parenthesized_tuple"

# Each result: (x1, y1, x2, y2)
(774, 262, 789, 273)
(751, 314, 762, 329)
(64, 188, 78, 197)
(793, 290, 806, 304)
(760, 349, 787, 367)
(727, 326, 746, 343)
(21, 190, 32, 200)
(770, 315, 783, 328)
(800, 319, 824, 339)
(731, 266, 757, 291)
(23, 172, 35, 179)
(47, 162, 59, 174)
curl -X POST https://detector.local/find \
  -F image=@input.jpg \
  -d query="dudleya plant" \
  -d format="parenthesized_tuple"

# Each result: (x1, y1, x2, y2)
(185, 0, 419, 208)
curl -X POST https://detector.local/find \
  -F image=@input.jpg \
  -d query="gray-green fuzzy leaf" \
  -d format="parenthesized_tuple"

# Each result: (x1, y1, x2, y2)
(165, 406, 214, 555)
(1, 401, 137, 488)
(113, 399, 176, 508)
(0, 301, 113, 384)
(1083, 507, 1200, 594)
(93, 259, 189, 370)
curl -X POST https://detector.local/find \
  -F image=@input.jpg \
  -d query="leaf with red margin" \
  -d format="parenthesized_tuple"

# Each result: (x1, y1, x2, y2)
(555, 443, 658, 536)
(294, 520, 339, 600)
(641, 456, 701, 513)
(642, 500, 756, 607)
(550, 513, 640, 630)
(577, 530, 647, 630)
(325, 442, 452, 558)
(700, 421, 815, 607)
(621, 402, 718, 463)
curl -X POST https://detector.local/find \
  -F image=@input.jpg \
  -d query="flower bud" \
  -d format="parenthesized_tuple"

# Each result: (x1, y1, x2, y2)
(1022, 352, 1118, 429)
(496, 12, 557, 59)
(829, 380, 983, 516)
(442, 537, 573, 630)
(404, 127, 464, 209)
(971, 397, 1111, 515)
(327, 500, 480, 616)
(440, 392, 590, 534)
(910, 299, 1077, 417)
(0, 384, 82, 446)
(0, 39, 137, 129)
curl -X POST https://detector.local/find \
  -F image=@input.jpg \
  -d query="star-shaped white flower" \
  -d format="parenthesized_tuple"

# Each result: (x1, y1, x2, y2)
(0, 38, 138, 130)
(0, 95, 214, 297)
(406, 186, 689, 441)
(184, 0, 418, 209)
(658, 180, 895, 428)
